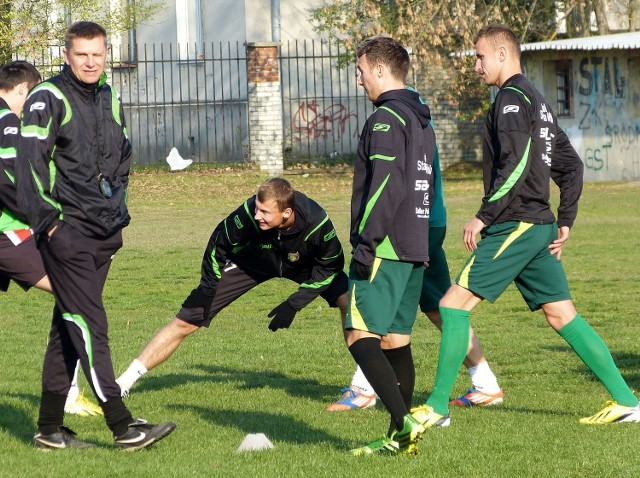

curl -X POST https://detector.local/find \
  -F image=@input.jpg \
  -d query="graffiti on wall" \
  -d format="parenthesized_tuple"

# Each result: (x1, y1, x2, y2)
(573, 55, 640, 180)
(290, 100, 359, 142)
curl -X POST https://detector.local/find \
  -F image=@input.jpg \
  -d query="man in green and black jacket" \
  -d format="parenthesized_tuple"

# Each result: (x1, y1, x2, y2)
(116, 177, 348, 396)
(16, 21, 175, 451)
(413, 23, 640, 433)
(346, 36, 435, 456)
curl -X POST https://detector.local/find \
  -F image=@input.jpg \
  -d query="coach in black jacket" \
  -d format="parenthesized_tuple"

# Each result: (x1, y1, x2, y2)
(115, 177, 348, 396)
(16, 21, 175, 450)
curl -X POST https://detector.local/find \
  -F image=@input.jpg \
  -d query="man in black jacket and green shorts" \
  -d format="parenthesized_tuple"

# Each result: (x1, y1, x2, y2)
(346, 36, 436, 456)
(411, 24, 640, 431)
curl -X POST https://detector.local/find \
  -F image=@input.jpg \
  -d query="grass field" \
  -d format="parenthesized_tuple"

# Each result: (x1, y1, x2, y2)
(1, 169, 639, 477)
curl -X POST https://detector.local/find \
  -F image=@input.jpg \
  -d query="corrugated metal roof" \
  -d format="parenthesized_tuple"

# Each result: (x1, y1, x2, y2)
(454, 31, 640, 56)
(521, 31, 640, 51)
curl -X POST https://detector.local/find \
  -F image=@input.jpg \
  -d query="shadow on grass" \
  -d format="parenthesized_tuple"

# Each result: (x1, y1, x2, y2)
(541, 345, 640, 390)
(172, 405, 350, 450)
(411, 389, 578, 419)
(0, 393, 39, 444)
(128, 364, 339, 403)
(466, 404, 577, 418)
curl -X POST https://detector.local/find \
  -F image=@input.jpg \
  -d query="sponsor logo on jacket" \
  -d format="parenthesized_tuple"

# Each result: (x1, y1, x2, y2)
(324, 229, 336, 241)
(373, 123, 390, 132)
(30, 102, 46, 112)
(417, 158, 432, 174)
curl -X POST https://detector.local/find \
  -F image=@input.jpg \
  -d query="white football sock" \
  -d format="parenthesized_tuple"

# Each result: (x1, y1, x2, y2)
(468, 361, 501, 393)
(350, 365, 374, 394)
(117, 359, 148, 391)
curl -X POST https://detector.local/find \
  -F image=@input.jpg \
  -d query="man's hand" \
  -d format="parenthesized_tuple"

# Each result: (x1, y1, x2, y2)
(549, 226, 570, 259)
(267, 301, 297, 332)
(351, 259, 372, 280)
(182, 288, 214, 320)
(463, 217, 486, 252)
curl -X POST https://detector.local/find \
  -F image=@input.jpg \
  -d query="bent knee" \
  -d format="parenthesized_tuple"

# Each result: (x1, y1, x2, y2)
(172, 317, 201, 336)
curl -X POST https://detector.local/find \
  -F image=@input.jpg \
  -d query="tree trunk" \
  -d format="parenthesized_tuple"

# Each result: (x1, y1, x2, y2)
(630, 0, 640, 30)
(0, 1, 11, 64)
(594, 0, 610, 34)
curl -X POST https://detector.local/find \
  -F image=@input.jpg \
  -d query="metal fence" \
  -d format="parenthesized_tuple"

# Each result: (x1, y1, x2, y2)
(20, 40, 384, 166)
(110, 42, 248, 165)
(280, 40, 374, 160)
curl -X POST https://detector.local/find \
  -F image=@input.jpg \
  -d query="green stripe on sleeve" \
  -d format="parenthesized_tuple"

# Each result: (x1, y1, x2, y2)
(209, 234, 222, 279)
(377, 106, 406, 126)
(0, 147, 16, 159)
(21, 119, 52, 140)
(29, 162, 61, 212)
(243, 200, 260, 232)
(503, 86, 532, 105)
(300, 272, 337, 289)
(304, 214, 329, 241)
(369, 154, 396, 161)
(30, 83, 73, 126)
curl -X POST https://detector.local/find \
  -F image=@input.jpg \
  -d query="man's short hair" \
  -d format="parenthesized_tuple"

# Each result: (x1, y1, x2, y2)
(356, 36, 410, 82)
(257, 178, 295, 212)
(0, 61, 41, 91)
(474, 24, 521, 60)
(65, 21, 108, 50)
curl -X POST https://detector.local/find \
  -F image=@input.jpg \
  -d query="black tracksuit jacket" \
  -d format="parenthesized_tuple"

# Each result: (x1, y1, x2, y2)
(199, 191, 344, 311)
(351, 88, 435, 266)
(16, 64, 132, 239)
(478, 74, 584, 228)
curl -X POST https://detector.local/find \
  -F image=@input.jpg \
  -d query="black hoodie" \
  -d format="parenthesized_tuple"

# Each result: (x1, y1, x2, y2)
(351, 88, 435, 266)
(197, 191, 345, 311)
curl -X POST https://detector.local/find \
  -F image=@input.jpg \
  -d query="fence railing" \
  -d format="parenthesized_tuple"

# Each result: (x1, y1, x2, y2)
(281, 40, 373, 161)
(110, 42, 249, 165)
(18, 40, 388, 166)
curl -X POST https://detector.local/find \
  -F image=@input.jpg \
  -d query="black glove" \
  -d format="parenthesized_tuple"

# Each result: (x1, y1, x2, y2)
(267, 301, 297, 332)
(182, 288, 214, 320)
(351, 259, 372, 280)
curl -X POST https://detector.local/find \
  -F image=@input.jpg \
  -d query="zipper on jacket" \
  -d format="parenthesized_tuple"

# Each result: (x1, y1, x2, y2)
(277, 230, 283, 277)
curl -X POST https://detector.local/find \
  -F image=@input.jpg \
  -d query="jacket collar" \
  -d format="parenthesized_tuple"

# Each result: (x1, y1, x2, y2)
(61, 64, 108, 97)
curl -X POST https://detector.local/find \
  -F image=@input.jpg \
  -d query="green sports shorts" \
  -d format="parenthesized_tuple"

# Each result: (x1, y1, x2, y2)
(419, 226, 451, 313)
(346, 257, 423, 336)
(456, 221, 571, 311)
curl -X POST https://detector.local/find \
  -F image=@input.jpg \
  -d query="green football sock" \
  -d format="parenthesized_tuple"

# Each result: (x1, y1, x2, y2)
(426, 306, 470, 415)
(557, 314, 638, 407)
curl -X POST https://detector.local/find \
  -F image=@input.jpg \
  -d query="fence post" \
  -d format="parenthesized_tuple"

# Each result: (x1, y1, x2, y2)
(245, 41, 283, 176)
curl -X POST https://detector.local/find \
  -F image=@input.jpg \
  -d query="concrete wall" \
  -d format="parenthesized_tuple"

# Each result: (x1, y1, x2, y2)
(523, 49, 640, 181)
(133, 1, 320, 46)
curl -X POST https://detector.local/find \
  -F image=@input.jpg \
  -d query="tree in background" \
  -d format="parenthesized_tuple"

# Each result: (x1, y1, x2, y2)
(0, 0, 163, 65)
(310, 0, 639, 120)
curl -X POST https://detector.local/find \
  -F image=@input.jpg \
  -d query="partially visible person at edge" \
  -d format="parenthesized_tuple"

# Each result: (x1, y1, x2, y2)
(115, 177, 349, 397)
(0, 60, 102, 419)
(328, 96, 503, 413)
(16, 21, 176, 450)
(410, 24, 640, 436)
(345, 35, 434, 456)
